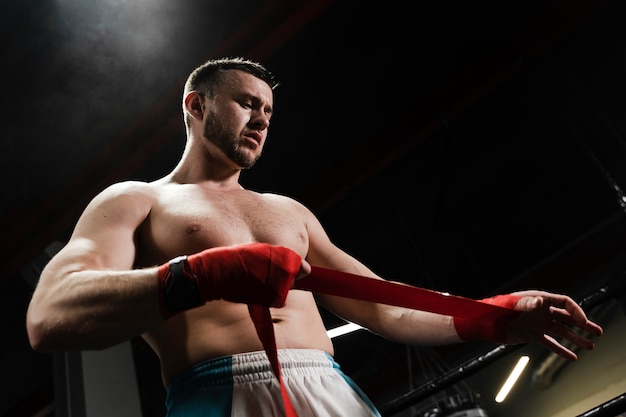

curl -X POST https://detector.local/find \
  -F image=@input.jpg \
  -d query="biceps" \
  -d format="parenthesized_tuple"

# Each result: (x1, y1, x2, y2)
(46, 232, 136, 277)
(79, 225, 138, 270)
(68, 207, 142, 270)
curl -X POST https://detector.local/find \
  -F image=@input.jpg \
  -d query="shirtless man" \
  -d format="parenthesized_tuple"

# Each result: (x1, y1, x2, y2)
(26, 57, 603, 417)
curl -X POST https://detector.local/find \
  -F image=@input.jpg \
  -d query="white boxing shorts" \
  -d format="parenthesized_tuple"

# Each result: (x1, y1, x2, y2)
(165, 349, 382, 417)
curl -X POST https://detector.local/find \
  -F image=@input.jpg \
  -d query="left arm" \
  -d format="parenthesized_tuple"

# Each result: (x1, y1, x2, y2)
(301, 202, 464, 346)
(298, 202, 603, 360)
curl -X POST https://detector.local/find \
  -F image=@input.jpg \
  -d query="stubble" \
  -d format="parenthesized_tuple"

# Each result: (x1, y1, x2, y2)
(203, 110, 260, 169)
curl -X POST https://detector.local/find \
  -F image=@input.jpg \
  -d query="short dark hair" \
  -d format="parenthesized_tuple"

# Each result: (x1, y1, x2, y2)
(184, 56, 279, 97)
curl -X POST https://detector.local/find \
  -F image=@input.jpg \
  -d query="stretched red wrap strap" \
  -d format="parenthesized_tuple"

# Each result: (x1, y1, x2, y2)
(248, 266, 520, 417)
(299, 267, 520, 321)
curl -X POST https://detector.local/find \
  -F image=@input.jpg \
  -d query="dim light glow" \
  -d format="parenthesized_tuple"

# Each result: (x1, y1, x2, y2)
(327, 323, 363, 339)
(495, 355, 530, 403)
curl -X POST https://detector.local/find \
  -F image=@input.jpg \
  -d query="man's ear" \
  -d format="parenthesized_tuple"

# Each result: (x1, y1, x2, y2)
(183, 91, 205, 121)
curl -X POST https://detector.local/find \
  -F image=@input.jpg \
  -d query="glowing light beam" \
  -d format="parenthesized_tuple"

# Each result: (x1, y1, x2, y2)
(496, 355, 530, 403)
(327, 322, 363, 339)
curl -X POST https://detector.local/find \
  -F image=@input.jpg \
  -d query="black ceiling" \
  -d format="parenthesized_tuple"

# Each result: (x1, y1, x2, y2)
(3, 1, 626, 416)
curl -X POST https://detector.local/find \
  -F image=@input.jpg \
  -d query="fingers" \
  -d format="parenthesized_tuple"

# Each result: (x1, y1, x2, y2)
(583, 320, 604, 337)
(557, 297, 603, 334)
(538, 334, 578, 361)
(510, 291, 603, 357)
(546, 320, 596, 351)
(515, 291, 604, 334)
(543, 295, 604, 343)
(549, 305, 604, 338)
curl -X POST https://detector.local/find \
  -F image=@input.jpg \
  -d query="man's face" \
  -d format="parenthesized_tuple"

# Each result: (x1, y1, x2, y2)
(202, 70, 274, 169)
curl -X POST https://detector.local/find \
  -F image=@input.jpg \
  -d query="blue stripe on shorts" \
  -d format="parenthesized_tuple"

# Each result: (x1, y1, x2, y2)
(165, 349, 382, 417)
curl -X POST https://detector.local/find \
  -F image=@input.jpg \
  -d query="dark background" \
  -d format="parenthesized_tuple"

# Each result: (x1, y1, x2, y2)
(3, 0, 626, 416)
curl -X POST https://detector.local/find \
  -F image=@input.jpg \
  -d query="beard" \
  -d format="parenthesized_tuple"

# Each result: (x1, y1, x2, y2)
(203, 110, 260, 169)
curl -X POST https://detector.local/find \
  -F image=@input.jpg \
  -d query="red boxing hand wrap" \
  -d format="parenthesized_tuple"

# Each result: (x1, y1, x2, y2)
(157, 243, 302, 319)
(157, 255, 203, 318)
(453, 294, 522, 343)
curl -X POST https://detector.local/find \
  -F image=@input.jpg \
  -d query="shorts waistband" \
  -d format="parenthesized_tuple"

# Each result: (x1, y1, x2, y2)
(167, 349, 337, 392)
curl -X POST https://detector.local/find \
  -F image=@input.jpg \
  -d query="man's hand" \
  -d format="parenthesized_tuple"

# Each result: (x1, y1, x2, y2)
(504, 290, 603, 360)
(157, 242, 307, 318)
(454, 290, 603, 360)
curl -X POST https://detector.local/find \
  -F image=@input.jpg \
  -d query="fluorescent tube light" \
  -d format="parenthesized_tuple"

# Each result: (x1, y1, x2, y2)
(495, 355, 530, 403)
(327, 322, 363, 339)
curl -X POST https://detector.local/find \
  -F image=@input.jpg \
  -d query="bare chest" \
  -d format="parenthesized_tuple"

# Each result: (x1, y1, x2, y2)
(135, 187, 308, 266)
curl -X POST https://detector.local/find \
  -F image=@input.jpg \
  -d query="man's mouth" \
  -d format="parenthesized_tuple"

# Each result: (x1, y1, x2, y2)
(244, 132, 262, 147)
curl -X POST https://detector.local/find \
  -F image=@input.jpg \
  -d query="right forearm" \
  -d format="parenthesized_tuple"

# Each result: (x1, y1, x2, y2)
(27, 267, 162, 351)
(27, 242, 303, 351)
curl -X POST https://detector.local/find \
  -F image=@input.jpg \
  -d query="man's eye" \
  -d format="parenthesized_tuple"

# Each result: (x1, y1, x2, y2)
(241, 102, 252, 109)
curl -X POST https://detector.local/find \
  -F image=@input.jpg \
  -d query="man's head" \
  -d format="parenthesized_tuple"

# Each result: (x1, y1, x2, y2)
(182, 57, 279, 169)
(183, 57, 279, 130)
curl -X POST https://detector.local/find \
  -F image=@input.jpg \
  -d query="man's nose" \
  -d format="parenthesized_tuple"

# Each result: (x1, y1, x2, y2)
(251, 110, 270, 129)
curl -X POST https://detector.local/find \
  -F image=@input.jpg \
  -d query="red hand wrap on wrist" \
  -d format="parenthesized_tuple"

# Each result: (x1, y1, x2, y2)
(453, 294, 522, 343)
(157, 243, 301, 318)
(157, 256, 202, 318)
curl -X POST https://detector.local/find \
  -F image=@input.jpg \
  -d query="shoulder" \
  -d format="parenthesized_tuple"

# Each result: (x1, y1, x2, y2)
(97, 180, 157, 197)
(256, 191, 312, 212)
(90, 180, 164, 204)
(83, 180, 161, 221)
